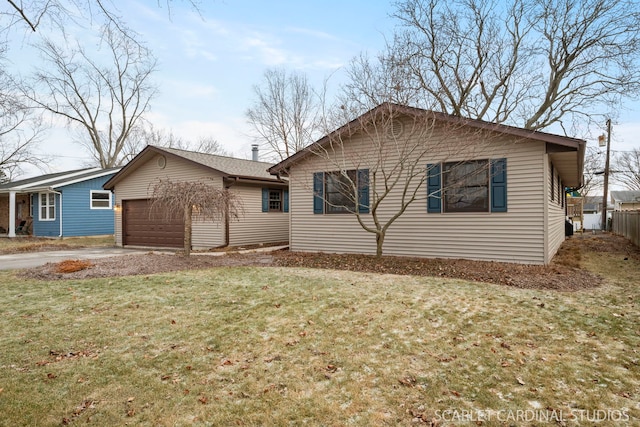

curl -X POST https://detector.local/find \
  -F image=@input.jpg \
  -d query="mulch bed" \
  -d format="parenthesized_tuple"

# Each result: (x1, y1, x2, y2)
(18, 233, 640, 291)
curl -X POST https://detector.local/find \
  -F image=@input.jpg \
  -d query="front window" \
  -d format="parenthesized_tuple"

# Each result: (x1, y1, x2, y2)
(39, 193, 56, 221)
(268, 189, 282, 212)
(443, 160, 489, 213)
(325, 170, 357, 213)
(90, 190, 112, 209)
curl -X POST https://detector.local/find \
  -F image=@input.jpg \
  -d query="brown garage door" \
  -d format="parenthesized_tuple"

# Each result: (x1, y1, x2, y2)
(123, 199, 184, 248)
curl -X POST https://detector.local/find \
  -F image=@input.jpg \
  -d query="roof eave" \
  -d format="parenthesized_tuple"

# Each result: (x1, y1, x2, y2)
(268, 102, 586, 175)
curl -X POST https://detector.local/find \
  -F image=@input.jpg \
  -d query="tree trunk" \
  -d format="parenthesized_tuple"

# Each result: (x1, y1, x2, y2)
(183, 205, 193, 257)
(376, 231, 385, 258)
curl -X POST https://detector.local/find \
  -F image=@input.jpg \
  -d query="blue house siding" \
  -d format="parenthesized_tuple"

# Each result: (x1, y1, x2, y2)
(29, 174, 116, 238)
(31, 193, 62, 237)
(62, 176, 115, 237)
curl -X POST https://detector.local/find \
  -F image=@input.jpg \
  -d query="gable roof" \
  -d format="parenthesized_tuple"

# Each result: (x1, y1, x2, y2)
(268, 102, 586, 187)
(610, 190, 640, 203)
(103, 145, 285, 190)
(0, 167, 121, 193)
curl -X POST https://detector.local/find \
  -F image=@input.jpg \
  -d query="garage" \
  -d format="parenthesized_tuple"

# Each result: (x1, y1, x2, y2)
(122, 199, 184, 248)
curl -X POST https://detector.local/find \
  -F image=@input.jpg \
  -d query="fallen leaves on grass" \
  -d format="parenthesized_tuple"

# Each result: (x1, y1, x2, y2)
(20, 234, 640, 291)
(54, 259, 92, 274)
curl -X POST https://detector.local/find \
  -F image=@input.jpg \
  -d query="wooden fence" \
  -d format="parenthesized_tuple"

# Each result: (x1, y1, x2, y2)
(612, 211, 640, 247)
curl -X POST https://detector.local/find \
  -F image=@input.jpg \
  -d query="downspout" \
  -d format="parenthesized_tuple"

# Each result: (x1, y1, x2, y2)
(51, 189, 63, 238)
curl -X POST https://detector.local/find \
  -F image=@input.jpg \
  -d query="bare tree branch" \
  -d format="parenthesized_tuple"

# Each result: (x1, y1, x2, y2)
(385, 0, 640, 134)
(246, 67, 319, 162)
(613, 148, 640, 191)
(24, 17, 158, 167)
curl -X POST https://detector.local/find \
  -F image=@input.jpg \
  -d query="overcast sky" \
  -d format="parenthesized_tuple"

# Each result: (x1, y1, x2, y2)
(7, 0, 639, 177)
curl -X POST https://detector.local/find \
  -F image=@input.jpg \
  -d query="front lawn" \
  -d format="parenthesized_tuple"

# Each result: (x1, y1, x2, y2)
(0, 236, 114, 254)
(0, 245, 637, 425)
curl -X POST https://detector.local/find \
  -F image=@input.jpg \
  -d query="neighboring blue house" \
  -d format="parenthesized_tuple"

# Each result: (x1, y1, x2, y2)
(0, 167, 121, 238)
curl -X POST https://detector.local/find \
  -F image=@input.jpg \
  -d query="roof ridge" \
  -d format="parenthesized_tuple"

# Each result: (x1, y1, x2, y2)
(153, 145, 275, 166)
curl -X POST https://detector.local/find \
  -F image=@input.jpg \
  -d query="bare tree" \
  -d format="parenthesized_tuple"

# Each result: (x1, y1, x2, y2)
(373, 0, 640, 134)
(613, 148, 640, 191)
(246, 67, 319, 162)
(579, 146, 604, 196)
(0, 108, 45, 179)
(299, 103, 507, 257)
(2, 0, 202, 32)
(0, 48, 47, 179)
(24, 18, 157, 167)
(134, 124, 230, 158)
(149, 178, 242, 256)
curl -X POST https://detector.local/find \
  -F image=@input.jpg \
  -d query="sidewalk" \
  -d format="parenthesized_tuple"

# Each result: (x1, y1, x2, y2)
(0, 245, 289, 270)
(0, 247, 154, 270)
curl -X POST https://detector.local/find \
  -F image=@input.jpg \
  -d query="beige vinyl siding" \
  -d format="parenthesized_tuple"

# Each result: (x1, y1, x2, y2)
(113, 154, 225, 248)
(288, 122, 550, 264)
(545, 156, 566, 263)
(228, 185, 288, 246)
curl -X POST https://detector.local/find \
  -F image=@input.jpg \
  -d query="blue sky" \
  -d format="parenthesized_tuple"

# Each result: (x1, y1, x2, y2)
(9, 0, 393, 173)
(7, 0, 639, 176)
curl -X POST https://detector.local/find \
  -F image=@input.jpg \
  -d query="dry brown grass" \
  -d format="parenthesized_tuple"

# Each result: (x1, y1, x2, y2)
(0, 236, 114, 254)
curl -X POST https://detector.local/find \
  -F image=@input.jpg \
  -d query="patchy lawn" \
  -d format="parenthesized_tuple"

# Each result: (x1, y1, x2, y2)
(0, 236, 115, 254)
(0, 235, 638, 425)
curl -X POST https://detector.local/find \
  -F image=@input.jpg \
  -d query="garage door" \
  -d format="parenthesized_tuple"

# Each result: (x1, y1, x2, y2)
(123, 199, 184, 248)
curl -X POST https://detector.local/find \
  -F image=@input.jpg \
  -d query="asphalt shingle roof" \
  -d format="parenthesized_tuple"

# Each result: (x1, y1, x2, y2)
(155, 146, 278, 180)
(610, 190, 640, 203)
(0, 167, 120, 191)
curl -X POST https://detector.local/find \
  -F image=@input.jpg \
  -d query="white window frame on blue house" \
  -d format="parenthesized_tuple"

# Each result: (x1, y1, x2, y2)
(39, 192, 56, 221)
(90, 190, 112, 210)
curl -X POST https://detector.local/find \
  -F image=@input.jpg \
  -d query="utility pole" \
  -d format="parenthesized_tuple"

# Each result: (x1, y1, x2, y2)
(601, 119, 611, 231)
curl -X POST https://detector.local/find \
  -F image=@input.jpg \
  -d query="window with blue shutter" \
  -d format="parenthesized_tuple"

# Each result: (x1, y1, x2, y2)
(284, 189, 289, 213)
(428, 159, 507, 213)
(313, 172, 324, 214)
(313, 169, 369, 214)
(427, 163, 442, 213)
(261, 188, 269, 212)
(490, 158, 507, 212)
(262, 188, 285, 212)
(357, 169, 369, 214)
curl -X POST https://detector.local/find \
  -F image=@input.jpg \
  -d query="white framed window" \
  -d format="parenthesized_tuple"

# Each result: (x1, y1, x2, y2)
(90, 190, 112, 209)
(39, 193, 56, 221)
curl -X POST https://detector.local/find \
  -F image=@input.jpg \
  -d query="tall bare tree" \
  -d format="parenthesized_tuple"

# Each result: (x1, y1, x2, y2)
(579, 146, 604, 196)
(613, 148, 640, 191)
(367, 0, 640, 134)
(2, 0, 202, 32)
(149, 178, 242, 256)
(24, 18, 157, 167)
(134, 124, 230, 158)
(246, 67, 319, 162)
(0, 47, 46, 179)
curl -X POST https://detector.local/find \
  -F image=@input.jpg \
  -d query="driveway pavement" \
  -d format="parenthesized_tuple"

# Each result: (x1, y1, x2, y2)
(0, 247, 155, 270)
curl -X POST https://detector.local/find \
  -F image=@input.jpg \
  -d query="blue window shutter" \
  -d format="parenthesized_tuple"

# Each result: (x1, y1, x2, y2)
(284, 189, 289, 213)
(357, 169, 370, 214)
(313, 172, 324, 214)
(427, 163, 441, 213)
(491, 158, 507, 212)
(262, 188, 269, 212)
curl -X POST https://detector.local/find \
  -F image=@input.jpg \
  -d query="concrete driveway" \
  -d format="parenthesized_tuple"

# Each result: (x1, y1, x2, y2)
(0, 247, 155, 270)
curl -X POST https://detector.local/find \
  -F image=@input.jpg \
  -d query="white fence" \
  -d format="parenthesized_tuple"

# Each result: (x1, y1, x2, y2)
(571, 213, 604, 232)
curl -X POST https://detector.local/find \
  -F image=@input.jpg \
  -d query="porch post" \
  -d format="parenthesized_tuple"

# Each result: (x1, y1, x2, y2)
(8, 191, 16, 238)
